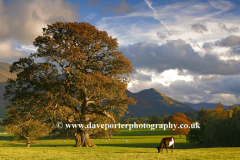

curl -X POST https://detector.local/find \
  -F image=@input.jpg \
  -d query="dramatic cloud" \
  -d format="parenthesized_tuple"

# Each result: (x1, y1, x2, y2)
(0, 0, 78, 44)
(191, 23, 208, 34)
(120, 40, 240, 75)
(218, 23, 239, 34)
(0, 0, 79, 62)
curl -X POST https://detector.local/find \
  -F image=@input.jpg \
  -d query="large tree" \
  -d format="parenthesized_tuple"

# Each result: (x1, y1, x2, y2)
(5, 22, 136, 147)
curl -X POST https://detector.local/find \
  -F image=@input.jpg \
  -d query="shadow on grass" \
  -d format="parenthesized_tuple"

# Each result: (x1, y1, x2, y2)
(115, 130, 173, 136)
(0, 141, 75, 147)
(0, 135, 13, 141)
(95, 142, 205, 149)
(1, 140, 207, 149)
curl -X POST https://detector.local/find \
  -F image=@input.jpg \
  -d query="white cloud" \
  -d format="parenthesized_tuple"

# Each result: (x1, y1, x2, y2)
(209, 93, 239, 105)
(86, 13, 98, 20)
(208, 0, 233, 10)
(152, 69, 193, 87)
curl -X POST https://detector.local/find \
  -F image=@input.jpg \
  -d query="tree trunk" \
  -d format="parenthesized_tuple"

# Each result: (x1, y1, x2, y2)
(180, 133, 182, 137)
(109, 129, 113, 137)
(26, 137, 30, 147)
(74, 130, 96, 147)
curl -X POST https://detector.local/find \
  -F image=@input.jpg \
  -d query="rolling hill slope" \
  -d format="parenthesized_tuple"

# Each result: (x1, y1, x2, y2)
(125, 88, 196, 117)
(0, 62, 16, 118)
(0, 62, 16, 82)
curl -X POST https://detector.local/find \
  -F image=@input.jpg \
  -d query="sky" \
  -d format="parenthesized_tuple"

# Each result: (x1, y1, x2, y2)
(0, 0, 240, 105)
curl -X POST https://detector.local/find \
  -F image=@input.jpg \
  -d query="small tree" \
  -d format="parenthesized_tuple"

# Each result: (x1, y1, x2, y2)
(3, 100, 52, 147)
(4, 119, 51, 147)
(169, 113, 191, 137)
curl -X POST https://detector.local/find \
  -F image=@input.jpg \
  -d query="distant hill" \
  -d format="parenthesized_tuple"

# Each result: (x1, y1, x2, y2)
(0, 62, 16, 82)
(125, 88, 196, 117)
(0, 62, 16, 118)
(0, 82, 8, 118)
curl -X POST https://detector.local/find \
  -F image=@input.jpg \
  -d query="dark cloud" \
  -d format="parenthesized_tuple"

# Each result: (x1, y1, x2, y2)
(218, 23, 239, 34)
(203, 76, 240, 95)
(88, 0, 134, 15)
(216, 35, 240, 47)
(131, 71, 152, 81)
(202, 42, 215, 52)
(120, 40, 240, 75)
(157, 32, 171, 39)
(32, 10, 40, 20)
(202, 35, 240, 56)
(191, 23, 208, 34)
(230, 45, 240, 55)
(169, 80, 202, 95)
(104, 0, 134, 15)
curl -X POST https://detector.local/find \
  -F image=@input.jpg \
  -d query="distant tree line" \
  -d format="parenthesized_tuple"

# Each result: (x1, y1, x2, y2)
(186, 102, 240, 147)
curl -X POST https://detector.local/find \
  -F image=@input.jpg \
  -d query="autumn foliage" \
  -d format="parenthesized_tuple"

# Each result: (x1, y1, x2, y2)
(169, 113, 191, 137)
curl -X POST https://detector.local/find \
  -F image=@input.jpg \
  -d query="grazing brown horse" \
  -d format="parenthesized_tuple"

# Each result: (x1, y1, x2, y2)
(156, 137, 175, 153)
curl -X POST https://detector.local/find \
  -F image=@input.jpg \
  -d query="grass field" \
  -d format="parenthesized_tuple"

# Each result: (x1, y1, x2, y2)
(0, 128, 239, 160)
